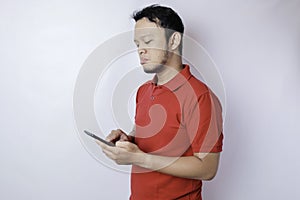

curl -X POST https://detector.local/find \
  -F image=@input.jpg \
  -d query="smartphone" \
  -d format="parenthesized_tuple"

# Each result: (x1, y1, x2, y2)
(84, 130, 115, 147)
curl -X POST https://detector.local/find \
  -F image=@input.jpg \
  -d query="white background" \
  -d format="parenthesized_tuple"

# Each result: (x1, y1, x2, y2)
(1, 0, 300, 199)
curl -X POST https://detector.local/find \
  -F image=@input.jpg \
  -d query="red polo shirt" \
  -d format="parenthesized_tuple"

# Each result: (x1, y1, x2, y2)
(130, 65, 223, 200)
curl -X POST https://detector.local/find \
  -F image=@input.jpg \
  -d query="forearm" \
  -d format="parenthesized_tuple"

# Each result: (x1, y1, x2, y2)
(134, 152, 219, 180)
(100, 140, 220, 180)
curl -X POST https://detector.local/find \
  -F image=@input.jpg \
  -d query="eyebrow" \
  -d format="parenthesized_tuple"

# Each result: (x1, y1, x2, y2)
(134, 33, 154, 43)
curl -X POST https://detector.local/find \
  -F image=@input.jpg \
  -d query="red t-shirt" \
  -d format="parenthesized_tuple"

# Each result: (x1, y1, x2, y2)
(130, 65, 223, 200)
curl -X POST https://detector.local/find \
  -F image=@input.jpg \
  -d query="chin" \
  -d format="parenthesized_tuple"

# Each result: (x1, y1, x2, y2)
(142, 63, 163, 74)
(143, 67, 156, 74)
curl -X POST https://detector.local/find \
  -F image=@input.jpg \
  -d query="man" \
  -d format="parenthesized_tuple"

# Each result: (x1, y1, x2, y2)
(97, 4, 224, 200)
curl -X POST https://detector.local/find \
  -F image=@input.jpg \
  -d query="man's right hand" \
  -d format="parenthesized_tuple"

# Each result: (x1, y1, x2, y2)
(106, 129, 134, 144)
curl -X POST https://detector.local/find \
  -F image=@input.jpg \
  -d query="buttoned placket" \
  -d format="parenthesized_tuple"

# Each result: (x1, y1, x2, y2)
(151, 84, 164, 101)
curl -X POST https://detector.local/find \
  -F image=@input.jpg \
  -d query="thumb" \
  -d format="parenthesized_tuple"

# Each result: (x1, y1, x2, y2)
(116, 141, 131, 149)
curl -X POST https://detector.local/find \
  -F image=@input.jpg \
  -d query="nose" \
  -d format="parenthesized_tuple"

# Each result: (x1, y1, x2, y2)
(138, 45, 147, 55)
(138, 46, 146, 55)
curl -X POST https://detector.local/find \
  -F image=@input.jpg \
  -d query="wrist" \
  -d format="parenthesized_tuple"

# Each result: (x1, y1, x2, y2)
(133, 152, 151, 169)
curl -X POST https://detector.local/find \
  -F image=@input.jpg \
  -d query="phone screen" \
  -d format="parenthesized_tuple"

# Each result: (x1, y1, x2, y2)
(84, 130, 115, 147)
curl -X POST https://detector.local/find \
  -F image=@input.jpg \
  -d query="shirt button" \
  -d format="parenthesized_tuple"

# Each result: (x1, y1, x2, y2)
(151, 96, 154, 100)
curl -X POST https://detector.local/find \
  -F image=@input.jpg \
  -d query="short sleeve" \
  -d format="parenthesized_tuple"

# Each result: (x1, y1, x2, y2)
(184, 90, 224, 153)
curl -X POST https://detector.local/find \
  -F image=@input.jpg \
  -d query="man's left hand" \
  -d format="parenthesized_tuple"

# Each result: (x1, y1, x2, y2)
(96, 141, 144, 165)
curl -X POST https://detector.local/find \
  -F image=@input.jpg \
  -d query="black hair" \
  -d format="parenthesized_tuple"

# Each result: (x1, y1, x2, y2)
(132, 4, 184, 54)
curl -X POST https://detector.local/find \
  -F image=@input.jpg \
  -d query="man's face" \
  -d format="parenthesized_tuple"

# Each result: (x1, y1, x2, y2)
(134, 17, 169, 73)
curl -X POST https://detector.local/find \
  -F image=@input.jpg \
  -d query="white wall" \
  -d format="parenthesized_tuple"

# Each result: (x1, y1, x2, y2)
(1, 0, 299, 199)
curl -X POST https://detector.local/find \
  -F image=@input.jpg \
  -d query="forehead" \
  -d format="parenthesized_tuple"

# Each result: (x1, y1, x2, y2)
(134, 17, 165, 39)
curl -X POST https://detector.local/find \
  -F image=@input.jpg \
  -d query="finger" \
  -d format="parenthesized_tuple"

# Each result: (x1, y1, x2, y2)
(119, 134, 129, 141)
(96, 141, 119, 158)
(115, 129, 123, 134)
(106, 129, 122, 141)
(102, 146, 124, 161)
(95, 140, 107, 149)
(102, 148, 116, 160)
(106, 134, 117, 142)
(96, 140, 115, 151)
(102, 147, 115, 155)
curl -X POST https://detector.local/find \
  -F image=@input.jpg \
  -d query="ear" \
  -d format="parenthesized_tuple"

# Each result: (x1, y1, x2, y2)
(168, 32, 182, 51)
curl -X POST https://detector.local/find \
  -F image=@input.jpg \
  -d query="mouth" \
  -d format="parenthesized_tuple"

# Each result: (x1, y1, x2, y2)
(140, 58, 149, 65)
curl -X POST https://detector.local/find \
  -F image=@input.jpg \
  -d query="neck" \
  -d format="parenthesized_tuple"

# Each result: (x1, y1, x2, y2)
(156, 54, 183, 85)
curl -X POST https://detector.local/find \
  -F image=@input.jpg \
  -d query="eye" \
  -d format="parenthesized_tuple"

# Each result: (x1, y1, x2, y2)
(145, 40, 152, 44)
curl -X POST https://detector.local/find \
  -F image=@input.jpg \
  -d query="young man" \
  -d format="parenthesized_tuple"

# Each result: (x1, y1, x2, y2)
(97, 4, 224, 200)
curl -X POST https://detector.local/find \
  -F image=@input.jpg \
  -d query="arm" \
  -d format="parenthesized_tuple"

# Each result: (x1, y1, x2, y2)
(98, 141, 220, 181)
(138, 152, 220, 180)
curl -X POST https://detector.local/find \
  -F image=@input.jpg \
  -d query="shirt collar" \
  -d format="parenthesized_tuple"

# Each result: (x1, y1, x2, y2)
(151, 64, 192, 91)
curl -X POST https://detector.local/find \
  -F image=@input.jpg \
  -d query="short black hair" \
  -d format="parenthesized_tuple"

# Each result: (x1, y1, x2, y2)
(132, 4, 184, 54)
